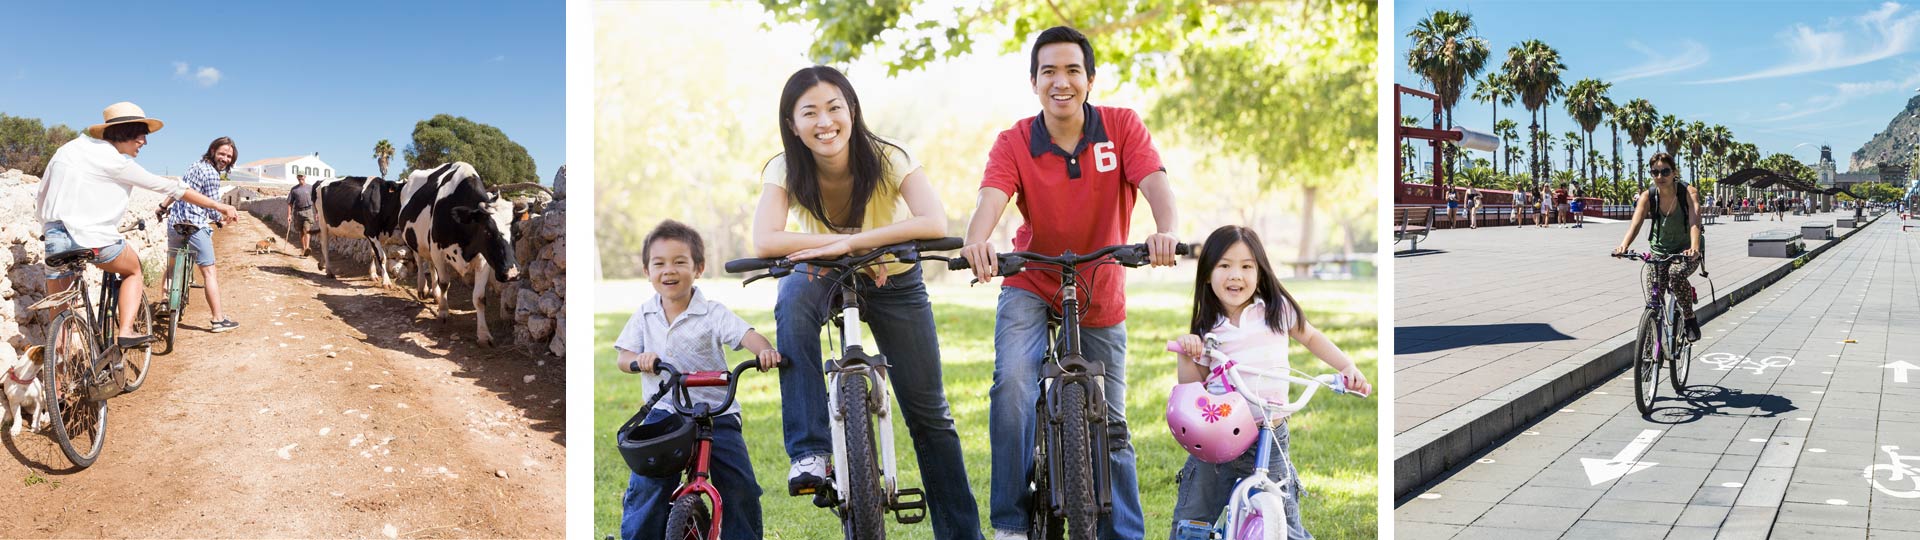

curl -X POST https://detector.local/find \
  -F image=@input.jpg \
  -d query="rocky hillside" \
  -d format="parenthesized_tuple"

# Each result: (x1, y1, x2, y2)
(1850, 93, 1920, 171)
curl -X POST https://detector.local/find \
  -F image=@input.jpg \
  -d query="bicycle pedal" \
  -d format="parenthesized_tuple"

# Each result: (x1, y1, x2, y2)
(891, 488, 927, 524)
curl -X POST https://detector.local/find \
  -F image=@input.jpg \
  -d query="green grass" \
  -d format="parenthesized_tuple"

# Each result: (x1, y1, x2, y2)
(594, 280, 1377, 539)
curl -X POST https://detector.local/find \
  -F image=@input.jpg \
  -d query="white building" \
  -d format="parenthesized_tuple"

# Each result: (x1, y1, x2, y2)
(235, 153, 335, 185)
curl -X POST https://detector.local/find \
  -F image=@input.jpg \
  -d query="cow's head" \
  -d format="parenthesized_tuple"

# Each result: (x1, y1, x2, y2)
(453, 190, 520, 284)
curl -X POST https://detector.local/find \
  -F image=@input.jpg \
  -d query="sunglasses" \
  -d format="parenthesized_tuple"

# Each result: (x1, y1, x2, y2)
(1650, 168, 1673, 176)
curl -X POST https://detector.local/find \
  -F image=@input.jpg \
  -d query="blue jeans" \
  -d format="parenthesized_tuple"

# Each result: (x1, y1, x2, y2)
(774, 264, 983, 540)
(989, 287, 1144, 538)
(620, 410, 762, 540)
(1169, 423, 1310, 540)
(43, 221, 126, 279)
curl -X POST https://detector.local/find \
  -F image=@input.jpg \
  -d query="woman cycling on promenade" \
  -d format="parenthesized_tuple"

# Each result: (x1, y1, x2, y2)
(1611, 153, 1704, 341)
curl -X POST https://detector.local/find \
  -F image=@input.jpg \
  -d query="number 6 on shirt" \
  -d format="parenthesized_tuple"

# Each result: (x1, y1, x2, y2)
(1094, 141, 1117, 173)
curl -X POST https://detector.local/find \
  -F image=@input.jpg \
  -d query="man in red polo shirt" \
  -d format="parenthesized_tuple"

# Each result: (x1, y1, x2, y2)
(958, 25, 1179, 540)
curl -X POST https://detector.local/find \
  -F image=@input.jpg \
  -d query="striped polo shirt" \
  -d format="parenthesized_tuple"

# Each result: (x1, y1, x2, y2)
(614, 287, 755, 415)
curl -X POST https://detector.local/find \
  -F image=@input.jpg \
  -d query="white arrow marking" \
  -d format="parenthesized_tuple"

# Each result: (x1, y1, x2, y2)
(1885, 361, 1920, 383)
(1581, 429, 1662, 485)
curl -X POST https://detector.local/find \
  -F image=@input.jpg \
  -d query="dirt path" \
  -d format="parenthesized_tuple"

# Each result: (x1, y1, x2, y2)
(0, 212, 564, 538)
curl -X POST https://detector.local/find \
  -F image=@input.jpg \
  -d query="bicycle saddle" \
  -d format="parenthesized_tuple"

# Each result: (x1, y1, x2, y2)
(46, 247, 92, 268)
(173, 223, 201, 236)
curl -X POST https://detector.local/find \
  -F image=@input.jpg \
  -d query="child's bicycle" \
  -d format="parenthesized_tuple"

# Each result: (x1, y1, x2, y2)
(946, 242, 1188, 540)
(616, 357, 785, 539)
(31, 220, 158, 468)
(1164, 337, 1366, 540)
(725, 237, 961, 538)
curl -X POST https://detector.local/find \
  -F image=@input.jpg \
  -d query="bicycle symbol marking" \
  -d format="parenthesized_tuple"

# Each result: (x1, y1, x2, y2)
(1697, 352, 1795, 375)
(1865, 445, 1920, 499)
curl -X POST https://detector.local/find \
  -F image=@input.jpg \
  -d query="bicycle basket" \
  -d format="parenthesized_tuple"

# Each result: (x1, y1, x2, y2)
(616, 408, 695, 478)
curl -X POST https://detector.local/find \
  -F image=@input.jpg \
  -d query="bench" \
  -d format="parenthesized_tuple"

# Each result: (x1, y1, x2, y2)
(1734, 209, 1755, 222)
(1838, 216, 1857, 228)
(1801, 221, 1834, 241)
(1702, 206, 1721, 225)
(1396, 206, 1434, 251)
(1749, 229, 1805, 258)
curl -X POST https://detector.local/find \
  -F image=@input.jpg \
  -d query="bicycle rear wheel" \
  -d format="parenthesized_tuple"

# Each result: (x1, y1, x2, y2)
(1667, 295, 1692, 394)
(123, 300, 154, 392)
(663, 495, 713, 540)
(837, 373, 887, 540)
(1633, 309, 1660, 415)
(1057, 381, 1098, 540)
(44, 312, 106, 468)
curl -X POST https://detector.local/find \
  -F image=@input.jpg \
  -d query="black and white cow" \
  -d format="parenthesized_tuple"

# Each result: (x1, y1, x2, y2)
(313, 176, 408, 288)
(397, 162, 547, 346)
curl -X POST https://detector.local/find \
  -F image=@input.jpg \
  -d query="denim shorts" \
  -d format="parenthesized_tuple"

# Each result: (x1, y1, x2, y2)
(44, 221, 126, 279)
(167, 224, 217, 266)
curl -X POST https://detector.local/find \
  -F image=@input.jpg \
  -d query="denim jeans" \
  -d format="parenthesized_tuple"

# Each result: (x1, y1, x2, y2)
(620, 410, 762, 540)
(989, 287, 1145, 538)
(774, 264, 983, 540)
(1169, 423, 1310, 540)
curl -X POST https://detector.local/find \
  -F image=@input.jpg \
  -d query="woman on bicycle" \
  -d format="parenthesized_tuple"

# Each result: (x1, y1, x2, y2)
(750, 65, 982, 540)
(38, 102, 238, 349)
(1169, 226, 1371, 540)
(1611, 152, 1703, 341)
(162, 137, 241, 333)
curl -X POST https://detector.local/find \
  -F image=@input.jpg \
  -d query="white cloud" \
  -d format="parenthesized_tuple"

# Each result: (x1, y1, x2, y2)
(1609, 40, 1709, 82)
(1760, 70, 1920, 122)
(172, 61, 221, 87)
(1694, 2, 1920, 84)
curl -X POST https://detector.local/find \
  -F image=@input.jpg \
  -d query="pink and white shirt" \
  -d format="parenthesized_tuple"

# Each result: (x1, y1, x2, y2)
(1197, 297, 1297, 407)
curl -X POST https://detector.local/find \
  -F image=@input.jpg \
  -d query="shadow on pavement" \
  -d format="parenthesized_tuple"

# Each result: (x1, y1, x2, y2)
(1645, 384, 1797, 424)
(1394, 248, 1449, 258)
(1395, 323, 1575, 355)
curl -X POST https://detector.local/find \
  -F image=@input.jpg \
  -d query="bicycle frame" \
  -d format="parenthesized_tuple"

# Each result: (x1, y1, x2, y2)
(821, 278, 905, 508)
(1040, 266, 1116, 517)
(643, 360, 769, 540)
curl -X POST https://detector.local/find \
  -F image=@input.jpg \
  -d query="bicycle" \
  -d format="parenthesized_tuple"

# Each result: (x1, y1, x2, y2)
(724, 237, 960, 538)
(154, 221, 214, 355)
(1165, 337, 1366, 540)
(617, 358, 785, 539)
(1613, 250, 1695, 415)
(31, 223, 158, 468)
(946, 242, 1189, 540)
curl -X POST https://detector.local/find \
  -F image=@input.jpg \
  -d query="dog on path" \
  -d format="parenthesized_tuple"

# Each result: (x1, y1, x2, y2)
(2, 345, 46, 437)
(255, 237, 277, 254)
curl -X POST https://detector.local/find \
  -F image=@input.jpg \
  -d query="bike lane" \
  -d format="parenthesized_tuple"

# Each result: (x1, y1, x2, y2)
(1397, 216, 1920, 539)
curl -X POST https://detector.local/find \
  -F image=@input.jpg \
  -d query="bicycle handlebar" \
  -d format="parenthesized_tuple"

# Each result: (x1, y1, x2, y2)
(1165, 339, 1365, 419)
(723, 237, 964, 280)
(945, 242, 1192, 277)
(643, 357, 790, 417)
(1611, 251, 1692, 263)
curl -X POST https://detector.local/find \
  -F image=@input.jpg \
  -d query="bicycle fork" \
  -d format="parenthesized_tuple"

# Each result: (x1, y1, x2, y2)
(823, 302, 926, 523)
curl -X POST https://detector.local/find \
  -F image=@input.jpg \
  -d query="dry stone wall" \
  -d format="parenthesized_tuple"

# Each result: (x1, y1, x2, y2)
(0, 169, 171, 350)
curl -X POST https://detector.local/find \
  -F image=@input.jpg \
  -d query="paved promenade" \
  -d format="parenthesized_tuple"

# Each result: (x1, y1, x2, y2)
(1395, 209, 1884, 494)
(1398, 216, 1920, 538)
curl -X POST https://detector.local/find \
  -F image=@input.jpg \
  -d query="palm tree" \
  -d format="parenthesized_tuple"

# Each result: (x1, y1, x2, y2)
(1686, 121, 1708, 183)
(373, 139, 396, 179)
(1656, 114, 1685, 165)
(1401, 115, 1424, 179)
(1407, 10, 1491, 175)
(1494, 118, 1519, 176)
(1707, 125, 1732, 178)
(1471, 71, 1516, 175)
(1565, 78, 1612, 188)
(1564, 130, 1582, 176)
(1617, 99, 1657, 189)
(1504, 39, 1566, 185)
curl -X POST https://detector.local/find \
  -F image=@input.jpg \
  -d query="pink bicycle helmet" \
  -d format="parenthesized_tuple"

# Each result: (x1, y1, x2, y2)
(1166, 382, 1258, 464)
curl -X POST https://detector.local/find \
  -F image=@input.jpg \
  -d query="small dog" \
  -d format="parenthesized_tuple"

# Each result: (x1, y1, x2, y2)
(2, 345, 46, 437)
(255, 237, 277, 254)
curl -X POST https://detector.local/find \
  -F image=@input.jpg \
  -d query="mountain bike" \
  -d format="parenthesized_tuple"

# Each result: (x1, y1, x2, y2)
(947, 242, 1188, 540)
(1165, 337, 1366, 540)
(32, 228, 157, 468)
(154, 221, 211, 355)
(1613, 250, 1694, 415)
(621, 358, 785, 539)
(724, 237, 960, 538)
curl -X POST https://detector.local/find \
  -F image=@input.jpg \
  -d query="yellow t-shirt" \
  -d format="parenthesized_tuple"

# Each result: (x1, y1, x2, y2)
(761, 141, 921, 276)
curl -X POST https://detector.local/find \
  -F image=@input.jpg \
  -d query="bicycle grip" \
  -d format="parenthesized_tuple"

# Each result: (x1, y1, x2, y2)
(947, 257, 972, 271)
(724, 258, 776, 274)
(1164, 340, 1187, 355)
(915, 237, 964, 252)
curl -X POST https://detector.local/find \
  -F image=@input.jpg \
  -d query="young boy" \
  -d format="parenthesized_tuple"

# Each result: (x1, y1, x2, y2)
(615, 219, 780, 540)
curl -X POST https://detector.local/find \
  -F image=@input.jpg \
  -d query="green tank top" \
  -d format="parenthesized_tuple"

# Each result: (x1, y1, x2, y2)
(1648, 185, 1691, 255)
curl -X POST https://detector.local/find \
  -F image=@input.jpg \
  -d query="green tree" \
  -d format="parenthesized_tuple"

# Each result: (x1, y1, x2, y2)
(1564, 78, 1610, 187)
(0, 113, 78, 177)
(1493, 118, 1518, 176)
(402, 114, 537, 187)
(1616, 98, 1657, 189)
(1407, 9, 1489, 174)
(1686, 120, 1708, 183)
(373, 139, 396, 179)
(1503, 39, 1564, 184)
(1470, 71, 1514, 174)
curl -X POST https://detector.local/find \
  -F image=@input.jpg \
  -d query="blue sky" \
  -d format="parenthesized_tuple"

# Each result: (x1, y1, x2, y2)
(1, 1, 562, 181)
(1396, 1, 1920, 173)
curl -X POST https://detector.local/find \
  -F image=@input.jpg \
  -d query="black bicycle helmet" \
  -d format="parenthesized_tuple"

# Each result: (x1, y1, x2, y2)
(617, 409, 694, 478)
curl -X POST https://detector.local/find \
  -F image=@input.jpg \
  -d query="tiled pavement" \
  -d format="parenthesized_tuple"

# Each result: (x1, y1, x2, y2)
(1397, 216, 1920, 538)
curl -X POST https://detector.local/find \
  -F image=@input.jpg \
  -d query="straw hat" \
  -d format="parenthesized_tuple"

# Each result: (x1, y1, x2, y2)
(86, 102, 165, 139)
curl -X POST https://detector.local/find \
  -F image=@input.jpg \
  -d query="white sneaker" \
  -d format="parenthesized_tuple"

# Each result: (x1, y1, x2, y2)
(993, 530, 1029, 540)
(787, 455, 829, 495)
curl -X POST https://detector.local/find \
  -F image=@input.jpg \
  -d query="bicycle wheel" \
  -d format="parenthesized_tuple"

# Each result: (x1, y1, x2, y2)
(44, 312, 106, 468)
(662, 495, 713, 540)
(1057, 381, 1098, 540)
(1633, 309, 1660, 415)
(1667, 295, 1692, 395)
(837, 373, 887, 540)
(123, 300, 154, 392)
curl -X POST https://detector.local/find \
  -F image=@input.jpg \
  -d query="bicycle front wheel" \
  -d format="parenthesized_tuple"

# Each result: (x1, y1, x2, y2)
(1667, 295, 1692, 395)
(44, 312, 106, 468)
(1633, 309, 1661, 415)
(1057, 381, 1099, 540)
(837, 373, 886, 540)
(663, 495, 713, 540)
(123, 300, 154, 392)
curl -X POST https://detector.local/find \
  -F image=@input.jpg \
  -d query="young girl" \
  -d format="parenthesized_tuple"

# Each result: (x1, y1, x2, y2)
(1168, 226, 1372, 539)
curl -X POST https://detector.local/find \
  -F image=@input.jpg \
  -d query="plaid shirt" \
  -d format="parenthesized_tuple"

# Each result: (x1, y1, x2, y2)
(168, 161, 223, 226)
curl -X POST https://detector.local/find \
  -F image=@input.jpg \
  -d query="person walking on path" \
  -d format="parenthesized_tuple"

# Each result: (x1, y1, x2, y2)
(1514, 187, 1529, 228)
(1535, 185, 1550, 228)
(1444, 184, 1460, 229)
(1553, 184, 1570, 227)
(1466, 185, 1482, 229)
(162, 136, 241, 333)
(286, 174, 315, 256)
(1568, 182, 1586, 228)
